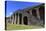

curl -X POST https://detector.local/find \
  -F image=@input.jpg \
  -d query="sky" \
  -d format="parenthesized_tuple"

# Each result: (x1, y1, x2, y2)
(6, 1, 42, 17)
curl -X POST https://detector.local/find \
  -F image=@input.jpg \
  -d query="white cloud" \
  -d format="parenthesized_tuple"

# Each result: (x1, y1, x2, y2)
(10, 12, 13, 16)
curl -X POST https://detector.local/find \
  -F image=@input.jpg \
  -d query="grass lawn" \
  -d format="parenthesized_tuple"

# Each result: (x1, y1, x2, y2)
(7, 24, 43, 30)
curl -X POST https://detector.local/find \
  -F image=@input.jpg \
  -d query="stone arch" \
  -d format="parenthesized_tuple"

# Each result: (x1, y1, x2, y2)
(23, 16, 28, 25)
(19, 13, 22, 24)
(32, 9, 37, 17)
(39, 6, 44, 20)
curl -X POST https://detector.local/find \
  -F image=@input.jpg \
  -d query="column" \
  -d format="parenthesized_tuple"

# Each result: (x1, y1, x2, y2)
(17, 13, 19, 24)
(10, 16, 12, 23)
(22, 15, 24, 25)
(29, 9, 32, 25)
(11, 16, 12, 24)
(14, 14, 16, 24)
(10, 16, 11, 24)
(28, 17, 30, 25)
(36, 8, 40, 19)
(30, 9, 32, 15)
(7, 18, 8, 24)
(12, 16, 14, 24)
(11, 16, 13, 24)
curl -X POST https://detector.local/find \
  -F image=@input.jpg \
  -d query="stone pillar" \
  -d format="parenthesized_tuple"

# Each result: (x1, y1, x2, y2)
(10, 16, 12, 24)
(36, 8, 40, 19)
(10, 16, 11, 24)
(30, 9, 32, 15)
(11, 16, 13, 24)
(22, 15, 24, 25)
(6, 19, 8, 24)
(14, 14, 16, 24)
(11, 16, 12, 24)
(17, 13, 19, 24)
(12, 15, 14, 24)
(28, 17, 31, 25)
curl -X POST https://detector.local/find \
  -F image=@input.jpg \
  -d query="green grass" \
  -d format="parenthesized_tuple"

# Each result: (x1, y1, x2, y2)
(7, 24, 43, 30)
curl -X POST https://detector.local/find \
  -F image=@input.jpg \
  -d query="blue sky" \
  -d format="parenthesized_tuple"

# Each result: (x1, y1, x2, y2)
(6, 1, 42, 17)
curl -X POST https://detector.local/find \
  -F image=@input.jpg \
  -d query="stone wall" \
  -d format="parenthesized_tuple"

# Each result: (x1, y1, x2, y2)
(6, 3, 45, 27)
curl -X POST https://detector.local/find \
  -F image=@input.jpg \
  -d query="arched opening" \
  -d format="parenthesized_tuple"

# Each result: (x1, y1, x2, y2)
(32, 9, 37, 17)
(39, 6, 45, 25)
(23, 16, 28, 25)
(39, 6, 44, 20)
(19, 13, 22, 24)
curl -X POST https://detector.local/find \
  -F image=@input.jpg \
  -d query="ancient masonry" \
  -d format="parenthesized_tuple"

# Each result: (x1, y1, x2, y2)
(6, 3, 45, 26)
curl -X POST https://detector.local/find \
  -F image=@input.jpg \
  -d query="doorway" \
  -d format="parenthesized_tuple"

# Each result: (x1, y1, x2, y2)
(19, 13, 22, 24)
(23, 16, 28, 25)
(32, 9, 37, 17)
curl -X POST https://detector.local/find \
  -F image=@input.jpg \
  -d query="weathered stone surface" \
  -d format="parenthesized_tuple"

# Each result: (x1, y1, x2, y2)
(6, 3, 44, 27)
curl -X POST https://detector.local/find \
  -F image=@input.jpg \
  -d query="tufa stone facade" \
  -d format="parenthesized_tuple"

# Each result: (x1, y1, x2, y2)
(6, 3, 45, 26)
